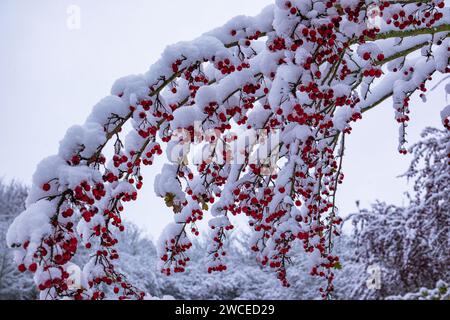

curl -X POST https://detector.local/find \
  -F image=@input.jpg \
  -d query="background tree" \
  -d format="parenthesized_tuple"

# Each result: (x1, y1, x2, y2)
(0, 181, 36, 300)
(346, 128, 450, 299)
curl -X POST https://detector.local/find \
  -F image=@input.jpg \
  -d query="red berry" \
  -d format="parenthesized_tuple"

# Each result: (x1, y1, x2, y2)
(18, 264, 26, 273)
(42, 183, 51, 192)
(29, 263, 37, 273)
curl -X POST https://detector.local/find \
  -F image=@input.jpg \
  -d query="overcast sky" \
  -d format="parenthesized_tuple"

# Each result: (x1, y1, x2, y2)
(0, 0, 446, 239)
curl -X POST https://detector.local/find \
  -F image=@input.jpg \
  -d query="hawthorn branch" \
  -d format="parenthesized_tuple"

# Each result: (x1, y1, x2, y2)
(373, 24, 450, 41)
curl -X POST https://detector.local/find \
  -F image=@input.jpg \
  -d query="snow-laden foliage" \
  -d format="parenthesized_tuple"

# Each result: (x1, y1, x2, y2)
(7, 1, 450, 299)
(0, 181, 36, 300)
(345, 128, 450, 299)
(387, 280, 450, 300)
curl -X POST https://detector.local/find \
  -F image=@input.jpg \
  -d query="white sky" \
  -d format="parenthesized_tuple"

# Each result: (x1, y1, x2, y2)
(0, 0, 446, 239)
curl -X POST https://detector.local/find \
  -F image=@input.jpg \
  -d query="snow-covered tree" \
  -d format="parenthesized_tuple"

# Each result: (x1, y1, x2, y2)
(402, 127, 449, 271)
(0, 181, 36, 300)
(109, 224, 161, 298)
(387, 280, 450, 300)
(344, 128, 450, 299)
(6, 0, 450, 299)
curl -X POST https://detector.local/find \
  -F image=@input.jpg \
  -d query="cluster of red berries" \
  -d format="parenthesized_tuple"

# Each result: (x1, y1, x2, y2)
(216, 58, 235, 75)
(207, 264, 227, 273)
